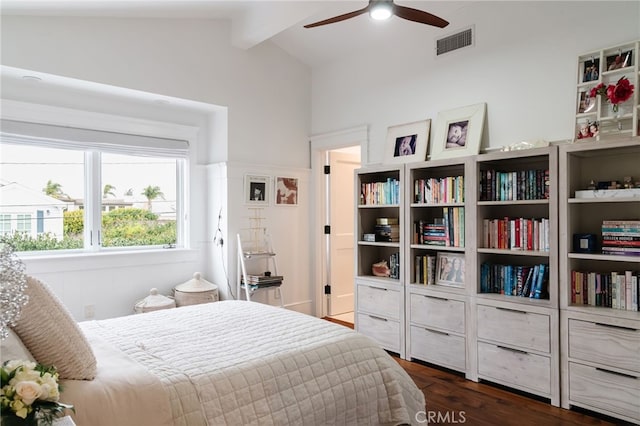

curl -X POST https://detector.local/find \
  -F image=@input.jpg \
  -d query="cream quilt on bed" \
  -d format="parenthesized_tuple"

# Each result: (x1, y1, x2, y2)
(71, 301, 425, 425)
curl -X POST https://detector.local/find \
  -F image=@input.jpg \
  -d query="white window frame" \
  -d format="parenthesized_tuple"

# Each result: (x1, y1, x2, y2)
(1, 100, 197, 256)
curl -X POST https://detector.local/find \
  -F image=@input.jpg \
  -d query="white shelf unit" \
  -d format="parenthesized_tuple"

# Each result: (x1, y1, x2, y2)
(575, 40, 639, 141)
(236, 233, 283, 307)
(404, 157, 474, 377)
(471, 146, 560, 406)
(354, 165, 405, 358)
(559, 137, 640, 424)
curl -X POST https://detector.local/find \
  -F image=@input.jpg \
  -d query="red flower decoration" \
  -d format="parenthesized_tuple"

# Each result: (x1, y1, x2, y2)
(589, 83, 606, 98)
(607, 76, 634, 105)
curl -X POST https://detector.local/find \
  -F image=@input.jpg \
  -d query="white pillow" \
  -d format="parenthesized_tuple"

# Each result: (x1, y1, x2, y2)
(0, 328, 36, 364)
(12, 276, 97, 380)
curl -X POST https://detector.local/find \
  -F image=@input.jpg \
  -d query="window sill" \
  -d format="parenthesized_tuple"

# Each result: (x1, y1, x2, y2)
(20, 248, 198, 274)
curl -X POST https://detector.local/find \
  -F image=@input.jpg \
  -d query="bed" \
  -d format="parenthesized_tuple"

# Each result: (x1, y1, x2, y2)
(8, 277, 425, 426)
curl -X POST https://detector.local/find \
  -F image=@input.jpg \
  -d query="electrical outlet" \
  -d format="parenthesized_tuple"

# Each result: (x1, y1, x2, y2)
(84, 304, 95, 319)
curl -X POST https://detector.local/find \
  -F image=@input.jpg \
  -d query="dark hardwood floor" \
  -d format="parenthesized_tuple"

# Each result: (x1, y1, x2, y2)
(323, 317, 629, 426)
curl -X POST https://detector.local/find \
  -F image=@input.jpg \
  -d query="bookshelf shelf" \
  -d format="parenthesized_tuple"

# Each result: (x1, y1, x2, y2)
(355, 165, 405, 358)
(410, 202, 464, 208)
(472, 146, 559, 406)
(559, 137, 640, 423)
(411, 244, 465, 252)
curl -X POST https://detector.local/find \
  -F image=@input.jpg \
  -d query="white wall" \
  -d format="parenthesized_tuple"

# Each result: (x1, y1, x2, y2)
(1, 17, 313, 319)
(311, 1, 640, 164)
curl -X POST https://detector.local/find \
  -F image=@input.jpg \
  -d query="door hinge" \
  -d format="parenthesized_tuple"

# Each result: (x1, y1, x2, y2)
(324, 225, 331, 234)
(324, 165, 330, 174)
(324, 285, 331, 295)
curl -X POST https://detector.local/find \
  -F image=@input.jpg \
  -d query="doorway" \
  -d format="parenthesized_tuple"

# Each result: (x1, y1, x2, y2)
(325, 147, 361, 324)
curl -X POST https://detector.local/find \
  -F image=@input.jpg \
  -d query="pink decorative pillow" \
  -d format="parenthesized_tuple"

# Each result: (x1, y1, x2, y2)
(12, 276, 96, 380)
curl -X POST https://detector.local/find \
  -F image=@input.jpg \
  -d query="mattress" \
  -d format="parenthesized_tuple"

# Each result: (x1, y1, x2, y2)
(62, 300, 425, 425)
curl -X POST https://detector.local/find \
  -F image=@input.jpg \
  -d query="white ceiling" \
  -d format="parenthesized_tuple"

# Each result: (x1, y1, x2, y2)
(0, 0, 469, 68)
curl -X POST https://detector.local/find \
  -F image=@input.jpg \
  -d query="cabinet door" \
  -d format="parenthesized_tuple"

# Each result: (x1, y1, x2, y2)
(357, 284, 400, 320)
(410, 294, 464, 334)
(410, 325, 465, 370)
(357, 313, 400, 351)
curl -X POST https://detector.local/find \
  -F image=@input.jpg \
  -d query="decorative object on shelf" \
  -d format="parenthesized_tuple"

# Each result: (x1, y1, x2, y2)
(244, 175, 270, 206)
(372, 260, 391, 277)
(431, 103, 486, 160)
(274, 177, 298, 206)
(383, 119, 431, 164)
(435, 252, 465, 288)
(576, 120, 599, 139)
(582, 57, 599, 82)
(0, 240, 28, 340)
(605, 50, 633, 71)
(0, 360, 74, 426)
(572, 233, 597, 253)
(590, 76, 635, 115)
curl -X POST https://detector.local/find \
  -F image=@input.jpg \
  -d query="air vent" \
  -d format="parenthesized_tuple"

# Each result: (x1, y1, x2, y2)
(436, 27, 473, 56)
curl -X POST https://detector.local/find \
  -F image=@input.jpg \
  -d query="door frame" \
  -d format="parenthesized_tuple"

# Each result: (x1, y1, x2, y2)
(310, 125, 368, 318)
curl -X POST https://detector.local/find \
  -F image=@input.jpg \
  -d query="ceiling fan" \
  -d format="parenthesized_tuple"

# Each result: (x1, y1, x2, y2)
(304, 0, 449, 29)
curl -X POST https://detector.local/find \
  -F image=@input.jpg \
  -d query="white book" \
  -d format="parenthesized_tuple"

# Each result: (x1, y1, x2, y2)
(632, 274, 638, 312)
(625, 270, 633, 311)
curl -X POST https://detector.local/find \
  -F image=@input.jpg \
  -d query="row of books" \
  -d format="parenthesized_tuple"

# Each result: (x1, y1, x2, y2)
(601, 219, 640, 257)
(414, 254, 436, 285)
(479, 169, 549, 201)
(413, 207, 465, 247)
(482, 217, 550, 251)
(571, 270, 639, 311)
(480, 262, 549, 299)
(413, 175, 464, 204)
(360, 178, 400, 205)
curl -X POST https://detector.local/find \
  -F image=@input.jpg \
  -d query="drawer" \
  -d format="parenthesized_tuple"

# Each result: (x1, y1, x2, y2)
(569, 319, 640, 373)
(357, 313, 400, 352)
(410, 294, 465, 334)
(357, 284, 400, 320)
(569, 362, 640, 422)
(477, 305, 550, 353)
(410, 325, 465, 371)
(478, 341, 550, 395)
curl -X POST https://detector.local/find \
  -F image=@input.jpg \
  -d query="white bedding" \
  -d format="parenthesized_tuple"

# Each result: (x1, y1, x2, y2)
(62, 301, 425, 425)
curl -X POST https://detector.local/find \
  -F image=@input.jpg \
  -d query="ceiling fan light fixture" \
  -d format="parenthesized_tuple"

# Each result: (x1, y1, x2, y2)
(369, 3, 392, 20)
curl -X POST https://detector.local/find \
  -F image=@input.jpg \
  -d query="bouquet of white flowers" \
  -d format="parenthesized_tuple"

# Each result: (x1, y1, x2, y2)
(0, 360, 73, 426)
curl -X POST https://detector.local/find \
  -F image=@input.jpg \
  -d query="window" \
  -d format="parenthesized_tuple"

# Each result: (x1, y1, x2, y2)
(0, 120, 188, 253)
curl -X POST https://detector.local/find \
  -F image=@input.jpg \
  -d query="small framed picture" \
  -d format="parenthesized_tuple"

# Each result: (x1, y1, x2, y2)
(383, 119, 431, 164)
(435, 252, 465, 288)
(606, 50, 632, 71)
(582, 57, 599, 83)
(430, 103, 486, 160)
(577, 90, 595, 114)
(245, 175, 270, 205)
(275, 177, 298, 205)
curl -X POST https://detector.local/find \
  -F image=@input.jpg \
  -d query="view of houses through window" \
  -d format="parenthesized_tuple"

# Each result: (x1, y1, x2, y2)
(0, 143, 180, 252)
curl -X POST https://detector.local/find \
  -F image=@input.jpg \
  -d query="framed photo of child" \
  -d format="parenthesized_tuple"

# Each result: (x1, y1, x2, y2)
(430, 103, 486, 160)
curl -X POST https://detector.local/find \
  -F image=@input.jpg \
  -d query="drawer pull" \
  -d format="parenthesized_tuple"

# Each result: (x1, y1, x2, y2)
(496, 307, 526, 314)
(368, 286, 387, 291)
(425, 328, 449, 336)
(595, 367, 638, 380)
(594, 322, 637, 332)
(497, 345, 528, 355)
(369, 315, 388, 322)
(424, 295, 448, 301)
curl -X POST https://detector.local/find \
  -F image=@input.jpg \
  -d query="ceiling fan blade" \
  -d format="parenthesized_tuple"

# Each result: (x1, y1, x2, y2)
(394, 4, 449, 28)
(304, 5, 370, 28)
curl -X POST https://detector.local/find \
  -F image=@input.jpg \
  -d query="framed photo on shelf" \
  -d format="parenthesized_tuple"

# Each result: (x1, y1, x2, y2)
(577, 90, 595, 114)
(605, 50, 632, 71)
(383, 119, 431, 164)
(275, 177, 298, 206)
(435, 252, 465, 288)
(245, 175, 270, 205)
(430, 103, 486, 160)
(582, 57, 600, 83)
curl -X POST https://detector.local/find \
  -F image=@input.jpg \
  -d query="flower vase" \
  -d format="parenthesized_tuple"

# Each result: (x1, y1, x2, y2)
(611, 103, 623, 119)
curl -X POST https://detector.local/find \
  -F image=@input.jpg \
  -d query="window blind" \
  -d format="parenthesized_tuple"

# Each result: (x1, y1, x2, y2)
(0, 119, 189, 158)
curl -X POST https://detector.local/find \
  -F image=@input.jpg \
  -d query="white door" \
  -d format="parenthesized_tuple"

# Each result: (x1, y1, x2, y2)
(328, 150, 360, 315)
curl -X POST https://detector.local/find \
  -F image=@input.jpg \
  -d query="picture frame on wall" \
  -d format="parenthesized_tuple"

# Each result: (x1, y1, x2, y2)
(383, 119, 431, 164)
(435, 252, 465, 288)
(245, 175, 270, 205)
(605, 50, 632, 71)
(430, 103, 486, 160)
(275, 177, 298, 206)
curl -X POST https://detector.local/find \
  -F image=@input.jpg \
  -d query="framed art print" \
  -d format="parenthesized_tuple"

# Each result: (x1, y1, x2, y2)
(275, 177, 298, 205)
(245, 175, 270, 205)
(430, 103, 486, 160)
(383, 119, 431, 164)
